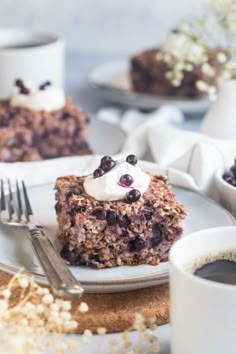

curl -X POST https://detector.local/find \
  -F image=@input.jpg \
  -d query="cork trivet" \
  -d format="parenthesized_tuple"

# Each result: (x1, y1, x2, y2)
(0, 270, 169, 333)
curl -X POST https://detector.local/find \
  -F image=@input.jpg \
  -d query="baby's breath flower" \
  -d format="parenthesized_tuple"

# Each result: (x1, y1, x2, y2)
(25, 301, 36, 311)
(175, 62, 185, 71)
(78, 301, 89, 313)
(36, 287, 49, 296)
(36, 304, 44, 314)
(172, 80, 181, 87)
(19, 318, 29, 326)
(0, 272, 162, 354)
(64, 320, 73, 331)
(18, 277, 29, 289)
(38, 319, 45, 327)
(60, 311, 71, 321)
(61, 300, 71, 311)
(165, 71, 173, 79)
(69, 320, 78, 330)
(163, 54, 171, 63)
(201, 63, 215, 76)
(42, 294, 54, 305)
(50, 303, 60, 312)
(1, 289, 11, 299)
(97, 327, 107, 335)
(196, 80, 209, 91)
(208, 85, 217, 94)
(84, 329, 92, 337)
(185, 63, 193, 71)
(0, 299, 8, 312)
(217, 52, 227, 63)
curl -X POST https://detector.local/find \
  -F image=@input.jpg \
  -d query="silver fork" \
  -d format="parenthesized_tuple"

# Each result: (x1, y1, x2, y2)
(0, 179, 84, 299)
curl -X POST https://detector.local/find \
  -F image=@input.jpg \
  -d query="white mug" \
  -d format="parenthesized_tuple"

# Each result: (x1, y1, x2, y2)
(169, 226, 236, 354)
(0, 28, 65, 98)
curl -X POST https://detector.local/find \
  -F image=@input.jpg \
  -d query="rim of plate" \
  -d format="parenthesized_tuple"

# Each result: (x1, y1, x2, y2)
(0, 261, 169, 286)
(0, 183, 235, 286)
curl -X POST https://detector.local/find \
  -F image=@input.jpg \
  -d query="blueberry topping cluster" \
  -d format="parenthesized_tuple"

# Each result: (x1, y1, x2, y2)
(15, 79, 51, 95)
(93, 155, 116, 178)
(223, 159, 236, 187)
(92, 154, 142, 203)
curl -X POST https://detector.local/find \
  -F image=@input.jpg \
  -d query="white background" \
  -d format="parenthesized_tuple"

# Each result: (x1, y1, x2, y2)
(0, 0, 208, 53)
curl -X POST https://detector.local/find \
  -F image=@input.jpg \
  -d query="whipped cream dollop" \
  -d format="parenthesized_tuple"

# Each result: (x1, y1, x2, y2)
(10, 81, 65, 112)
(83, 160, 151, 201)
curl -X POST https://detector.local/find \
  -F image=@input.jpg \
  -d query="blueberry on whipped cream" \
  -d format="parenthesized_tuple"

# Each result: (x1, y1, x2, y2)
(119, 174, 133, 187)
(10, 79, 65, 112)
(39, 81, 51, 90)
(84, 155, 150, 202)
(15, 79, 30, 95)
(126, 154, 138, 165)
(223, 159, 236, 187)
(126, 189, 141, 202)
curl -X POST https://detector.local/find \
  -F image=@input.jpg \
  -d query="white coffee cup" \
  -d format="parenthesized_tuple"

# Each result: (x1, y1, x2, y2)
(0, 28, 65, 98)
(169, 226, 236, 354)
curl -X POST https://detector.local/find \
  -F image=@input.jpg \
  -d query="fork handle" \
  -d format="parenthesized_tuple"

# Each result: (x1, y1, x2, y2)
(28, 227, 84, 299)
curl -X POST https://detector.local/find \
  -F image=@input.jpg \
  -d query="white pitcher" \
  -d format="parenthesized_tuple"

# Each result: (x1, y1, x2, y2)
(201, 80, 236, 140)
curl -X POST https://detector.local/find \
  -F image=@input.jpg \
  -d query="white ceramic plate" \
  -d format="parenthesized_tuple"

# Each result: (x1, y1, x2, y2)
(0, 164, 234, 293)
(90, 60, 211, 114)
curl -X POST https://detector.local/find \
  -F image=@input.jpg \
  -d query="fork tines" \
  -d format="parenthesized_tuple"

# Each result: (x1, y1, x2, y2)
(0, 179, 32, 225)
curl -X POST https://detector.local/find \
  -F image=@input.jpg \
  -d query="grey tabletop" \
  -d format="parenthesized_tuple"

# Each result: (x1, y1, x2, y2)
(58, 52, 205, 354)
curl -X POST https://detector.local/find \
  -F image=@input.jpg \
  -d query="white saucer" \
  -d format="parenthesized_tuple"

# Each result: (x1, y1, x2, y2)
(90, 60, 210, 114)
(0, 163, 234, 293)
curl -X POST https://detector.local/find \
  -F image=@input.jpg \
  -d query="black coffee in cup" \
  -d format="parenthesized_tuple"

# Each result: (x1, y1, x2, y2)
(194, 259, 236, 285)
(192, 250, 236, 285)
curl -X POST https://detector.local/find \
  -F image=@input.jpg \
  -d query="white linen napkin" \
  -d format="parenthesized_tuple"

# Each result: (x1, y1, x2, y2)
(98, 105, 236, 198)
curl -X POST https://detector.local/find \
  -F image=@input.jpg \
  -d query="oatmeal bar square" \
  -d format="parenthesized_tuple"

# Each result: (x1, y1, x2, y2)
(55, 174, 186, 269)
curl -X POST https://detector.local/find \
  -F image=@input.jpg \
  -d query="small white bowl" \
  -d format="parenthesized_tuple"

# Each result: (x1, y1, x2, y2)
(215, 167, 236, 216)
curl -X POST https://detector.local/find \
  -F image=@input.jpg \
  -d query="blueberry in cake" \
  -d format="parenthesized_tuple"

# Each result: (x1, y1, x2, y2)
(55, 155, 187, 268)
(130, 32, 229, 99)
(223, 159, 236, 187)
(0, 79, 91, 162)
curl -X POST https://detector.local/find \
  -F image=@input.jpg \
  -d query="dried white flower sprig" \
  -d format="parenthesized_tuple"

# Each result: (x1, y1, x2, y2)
(175, 0, 236, 57)
(0, 272, 80, 333)
(0, 272, 160, 354)
(157, 0, 236, 99)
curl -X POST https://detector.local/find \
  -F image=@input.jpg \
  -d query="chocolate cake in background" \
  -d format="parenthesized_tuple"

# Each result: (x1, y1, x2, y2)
(0, 80, 91, 162)
(55, 155, 187, 269)
(130, 33, 229, 99)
